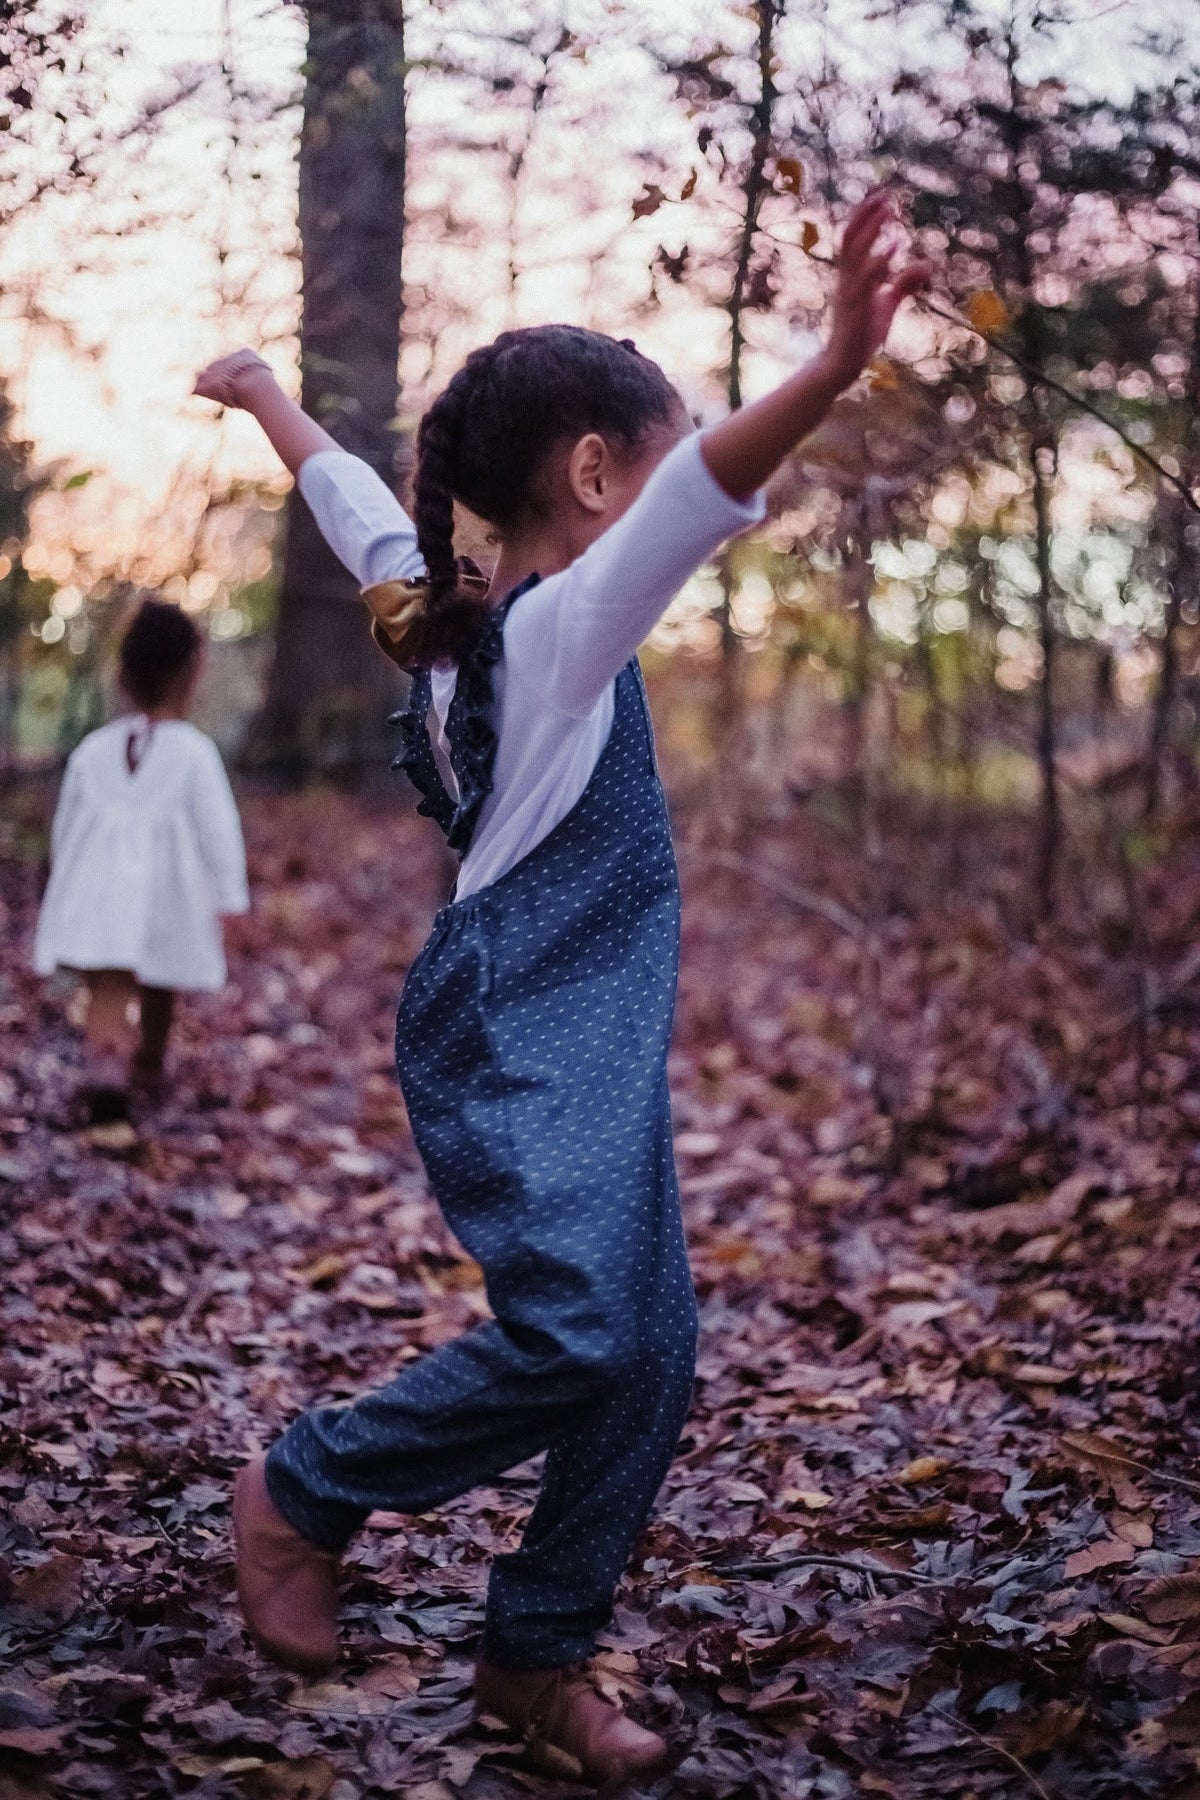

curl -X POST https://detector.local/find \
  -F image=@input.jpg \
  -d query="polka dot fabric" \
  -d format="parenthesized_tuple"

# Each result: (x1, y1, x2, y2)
(265, 599, 698, 1671)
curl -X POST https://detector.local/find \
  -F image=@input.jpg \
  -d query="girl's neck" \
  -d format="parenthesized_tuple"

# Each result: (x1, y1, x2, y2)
(488, 515, 596, 600)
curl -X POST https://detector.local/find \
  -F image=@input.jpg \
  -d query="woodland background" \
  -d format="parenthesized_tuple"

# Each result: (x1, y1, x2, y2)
(4, 2, 1200, 1796)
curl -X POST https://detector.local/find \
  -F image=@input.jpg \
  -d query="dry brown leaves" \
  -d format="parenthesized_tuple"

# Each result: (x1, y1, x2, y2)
(2, 775, 1200, 1799)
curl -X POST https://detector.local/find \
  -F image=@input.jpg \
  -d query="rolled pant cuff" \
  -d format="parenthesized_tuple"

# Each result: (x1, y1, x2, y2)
(263, 1442, 366, 1554)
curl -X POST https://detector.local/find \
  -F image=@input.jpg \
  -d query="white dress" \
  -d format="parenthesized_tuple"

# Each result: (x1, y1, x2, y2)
(34, 717, 249, 992)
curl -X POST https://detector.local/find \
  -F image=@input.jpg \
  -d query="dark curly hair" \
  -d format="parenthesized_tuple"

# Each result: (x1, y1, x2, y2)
(407, 324, 683, 667)
(119, 598, 203, 710)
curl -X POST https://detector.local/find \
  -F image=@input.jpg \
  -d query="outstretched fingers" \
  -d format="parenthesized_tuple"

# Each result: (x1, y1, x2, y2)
(887, 260, 933, 305)
(872, 261, 932, 340)
(841, 189, 894, 262)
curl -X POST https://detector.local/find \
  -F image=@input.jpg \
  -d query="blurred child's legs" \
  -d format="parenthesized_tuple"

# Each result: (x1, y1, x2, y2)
(133, 984, 174, 1080)
(81, 969, 176, 1106)
(83, 969, 138, 1056)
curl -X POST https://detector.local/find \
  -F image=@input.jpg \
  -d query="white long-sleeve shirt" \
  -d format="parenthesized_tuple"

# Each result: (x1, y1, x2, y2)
(298, 433, 765, 899)
(34, 718, 249, 991)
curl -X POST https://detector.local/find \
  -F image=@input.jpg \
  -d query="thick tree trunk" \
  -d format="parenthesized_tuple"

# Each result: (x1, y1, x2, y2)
(253, 0, 407, 778)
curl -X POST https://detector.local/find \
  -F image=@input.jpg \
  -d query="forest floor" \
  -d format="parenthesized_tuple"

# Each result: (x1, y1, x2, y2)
(3, 777, 1200, 1800)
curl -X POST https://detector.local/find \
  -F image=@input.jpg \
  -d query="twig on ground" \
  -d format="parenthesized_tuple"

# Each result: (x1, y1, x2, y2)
(928, 1701, 1054, 1800)
(711, 1550, 935, 1585)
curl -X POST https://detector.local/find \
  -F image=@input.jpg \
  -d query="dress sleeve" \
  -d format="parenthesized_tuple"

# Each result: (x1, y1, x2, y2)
(297, 450, 426, 588)
(49, 752, 84, 861)
(504, 432, 766, 717)
(189, 740, 249, 914)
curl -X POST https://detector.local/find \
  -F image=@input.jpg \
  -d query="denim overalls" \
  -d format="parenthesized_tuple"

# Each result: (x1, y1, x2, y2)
(266, 586, 699, 1670)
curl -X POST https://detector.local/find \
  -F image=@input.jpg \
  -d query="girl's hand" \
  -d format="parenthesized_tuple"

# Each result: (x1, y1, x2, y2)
(193, 348, 276, 409)
(822, 191, 929, 388)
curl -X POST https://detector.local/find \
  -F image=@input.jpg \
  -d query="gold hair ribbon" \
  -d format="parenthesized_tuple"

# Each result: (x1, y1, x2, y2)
(361, 570, 490, 668)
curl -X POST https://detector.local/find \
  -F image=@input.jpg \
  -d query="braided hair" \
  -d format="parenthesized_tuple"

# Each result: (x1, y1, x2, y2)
(408, 325, 682, 666)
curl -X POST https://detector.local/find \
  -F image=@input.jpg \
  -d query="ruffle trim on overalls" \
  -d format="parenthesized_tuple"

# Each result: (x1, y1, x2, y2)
(390, 574, 541, 858)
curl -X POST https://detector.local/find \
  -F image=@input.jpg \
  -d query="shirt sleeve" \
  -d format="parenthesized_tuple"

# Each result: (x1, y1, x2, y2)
(504, 432, 766, 717)
(189, 740, 250, 915)
(297, 450, 426, 588)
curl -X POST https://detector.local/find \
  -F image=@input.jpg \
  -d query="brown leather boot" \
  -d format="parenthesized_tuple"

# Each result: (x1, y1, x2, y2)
(231, 1455, 340, 1675)
(474, 1657, 669, 1786)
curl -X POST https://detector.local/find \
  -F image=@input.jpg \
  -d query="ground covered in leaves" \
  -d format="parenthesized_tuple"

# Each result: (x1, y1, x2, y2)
(3, 772, 1200, 1799)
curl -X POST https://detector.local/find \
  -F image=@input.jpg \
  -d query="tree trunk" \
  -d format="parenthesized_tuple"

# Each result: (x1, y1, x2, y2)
(1000, 27, 1060, 916)
(709, 1, 778, 760)
(1029, 426, 1060, 915)
(253, 0, 407, 779)
(725, 0, 775, 418)
(1146, 497, 1187, 820)
(1146, 221, 1200, 819)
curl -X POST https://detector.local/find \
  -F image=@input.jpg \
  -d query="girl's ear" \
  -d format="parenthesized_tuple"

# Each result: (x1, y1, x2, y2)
(565, 432, 611, 515)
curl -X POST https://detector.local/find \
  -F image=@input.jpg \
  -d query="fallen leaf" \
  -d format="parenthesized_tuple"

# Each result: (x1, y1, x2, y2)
(632, 183, 667, 220)
(896, 1456, 948, 1484)
(1142, 1573, 1200, 1624)
(243, 1759, 337, 1800)
(1064, 1537, 1137, 1578)
(783, 1487, 833, 1510)
(0, 1723, 69, 1753)
(1112, 1512, 1154, 1549)
(13, 1554, 83, 1618)
(1099, 1612, 1176, 1645)
(967, 288, 1011, 335)
(1010, 1363, 1072, 1385)
(86, 1119, 138, 1151)
(776, 155, 803, 196)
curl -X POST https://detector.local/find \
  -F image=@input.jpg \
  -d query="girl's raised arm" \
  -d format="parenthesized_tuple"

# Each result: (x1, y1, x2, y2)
(701, 191, 928, 500)
(193, 351, 339, 474)
(193, 351, 424, 590)
(513, 194, 927, 717)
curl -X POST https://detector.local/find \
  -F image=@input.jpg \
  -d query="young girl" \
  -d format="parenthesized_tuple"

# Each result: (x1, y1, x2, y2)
(196, 192, 923, 1784)
(34, 598, 249, 1116)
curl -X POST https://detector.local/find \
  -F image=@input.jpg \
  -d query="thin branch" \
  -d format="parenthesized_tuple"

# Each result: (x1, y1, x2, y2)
(800, 236, 1197, 514)
(919, 292, 1200, 516)
(687, 847, 865, 941)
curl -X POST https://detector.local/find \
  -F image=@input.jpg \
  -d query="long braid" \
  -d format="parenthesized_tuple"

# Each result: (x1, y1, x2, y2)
(406, 349, 501, 665)
(413, 373, 470, 610)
